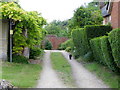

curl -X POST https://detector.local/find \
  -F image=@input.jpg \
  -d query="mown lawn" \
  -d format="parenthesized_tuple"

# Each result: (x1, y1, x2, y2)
(2, 62, 42, 88)
(77, 59, 120, 88)
(50, 52, 76, 87)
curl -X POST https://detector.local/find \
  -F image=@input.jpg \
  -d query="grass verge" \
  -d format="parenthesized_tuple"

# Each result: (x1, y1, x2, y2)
(2, 62, 42, 88)
(50, 52, 76, 87)
(77, 58, 120, 88)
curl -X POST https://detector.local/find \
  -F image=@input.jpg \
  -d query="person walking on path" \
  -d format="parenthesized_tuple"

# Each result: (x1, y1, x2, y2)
(69, 52, 72, 60)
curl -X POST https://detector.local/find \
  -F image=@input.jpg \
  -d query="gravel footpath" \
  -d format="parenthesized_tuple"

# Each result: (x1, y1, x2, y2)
(36, 50, 66, 88)
(62, 51, 109, 88)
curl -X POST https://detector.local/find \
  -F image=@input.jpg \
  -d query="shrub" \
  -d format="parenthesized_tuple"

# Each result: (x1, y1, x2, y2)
(72, 28, 90, 58)
(108, 28, 120, 69)
(44, 40, 52, 50)
(12, 55, 28, 64)
(29, 47, 43, 59)
(65, 47, 71, 52)
(58, 39, 74, 51)
(83, 51, 94, 62)
(90, 36, 119, 71)
(90, 37, 105, 64)
(85, 25, 112, 40)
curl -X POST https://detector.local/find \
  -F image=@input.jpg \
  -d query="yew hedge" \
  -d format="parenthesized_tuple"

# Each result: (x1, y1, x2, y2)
(108, 28, 120, 69)
(72, 28, 90, 58)
(90, 36, 119, 71)
(85, 25, 112, 40)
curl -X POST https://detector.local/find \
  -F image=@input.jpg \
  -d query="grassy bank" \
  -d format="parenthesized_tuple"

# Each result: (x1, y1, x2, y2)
(2, 62, 42, 88)
(50, 52, 76, 87)
(77, 58, 120, 88)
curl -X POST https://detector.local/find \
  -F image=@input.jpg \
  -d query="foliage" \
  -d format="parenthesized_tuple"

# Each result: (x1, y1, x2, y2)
(2, 62, 42, 88)
(90, 37, 104, 64)
(1, 2, 46, 54)
(29, 47, 43, 59)
(82, 51, 93, 62)
(12, 55, 28, 64)
(71, 28, 90, 58)
(44, 20, 69, 37)
(85, 25, 112, 40)
(44, 40, 52, 50)
(108, 28, 120, 69)
(90, 36, 119, 72)
(59, 39, 74, 51)
(65, 47, 71, 52)
(68, 3, 103, 30)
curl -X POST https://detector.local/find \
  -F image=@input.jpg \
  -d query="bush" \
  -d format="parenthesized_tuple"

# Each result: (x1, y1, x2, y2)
(85, 25, 112, 40)
(29, 48, 43, 59)
(12, 55, 28, 64)
(90, 37, 105, 64)
(65, 47, 71, 52)
(72, 28, 90, 58)
(90, 36, 119, 71)
(44, 40, 52, 50)
(58, 39, 74, 51)
(108, 28, 120, 69)
(83, 51, 94, 62)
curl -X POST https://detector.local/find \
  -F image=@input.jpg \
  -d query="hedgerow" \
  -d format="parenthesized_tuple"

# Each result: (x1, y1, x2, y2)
(90, 37, 105, 64)
(72, 28, 90, 58)
(108, 28, 120, 69)
(90, 36, 119, 71)
(85, 25, 112, 40)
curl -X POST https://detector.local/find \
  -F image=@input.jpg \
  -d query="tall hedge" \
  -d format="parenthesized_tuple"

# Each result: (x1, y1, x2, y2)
(90, 37, 105, 64)
(85, 25, 112, 40)
(72, 28, 90, 57)
(90, 36, 119, 71)
(108, 28, 120, 69)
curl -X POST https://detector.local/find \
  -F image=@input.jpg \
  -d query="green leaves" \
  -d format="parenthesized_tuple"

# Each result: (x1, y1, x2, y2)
(1, 2, 46, 54)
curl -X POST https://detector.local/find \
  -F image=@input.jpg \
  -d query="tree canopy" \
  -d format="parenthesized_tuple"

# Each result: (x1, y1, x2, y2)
(68, 1, 103, 30)
(44, 20, 69, 37)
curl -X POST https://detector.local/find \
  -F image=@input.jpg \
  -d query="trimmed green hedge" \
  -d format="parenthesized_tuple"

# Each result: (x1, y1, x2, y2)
(85, 25, 112, 40)
(90, 37, 105, 64)
(72, 28, 90, 58)
(90, 36, 119, 71)
(108, 28, 120, 69)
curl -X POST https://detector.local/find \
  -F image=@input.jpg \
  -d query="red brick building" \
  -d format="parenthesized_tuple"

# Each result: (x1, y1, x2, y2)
(100, 0, 120, 29)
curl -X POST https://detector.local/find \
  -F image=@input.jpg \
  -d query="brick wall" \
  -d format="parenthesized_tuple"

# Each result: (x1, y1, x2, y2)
(46, 35, 68, 50)
(111, 0, 120, 29)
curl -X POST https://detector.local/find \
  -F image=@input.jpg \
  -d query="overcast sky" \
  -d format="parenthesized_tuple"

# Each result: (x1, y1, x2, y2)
(19, 0, 93, 23)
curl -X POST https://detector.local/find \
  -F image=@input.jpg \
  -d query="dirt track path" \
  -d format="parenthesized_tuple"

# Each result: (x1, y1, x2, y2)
(36, 50, 109, 88)
(62, 51, 109, 88)
(36, 50, 66, 88)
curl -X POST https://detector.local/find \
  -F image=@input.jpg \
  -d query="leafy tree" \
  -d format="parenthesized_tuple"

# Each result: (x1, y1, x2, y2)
(1, 2, 46, 55)
(68, 1, 103, 34)
(44, 20, 69, 37)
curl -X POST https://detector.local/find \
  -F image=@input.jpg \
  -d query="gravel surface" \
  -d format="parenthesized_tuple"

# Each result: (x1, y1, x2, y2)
(62, 51, 109, 88)
(36, 50, 66, 88)
(36, 50, 109, 88)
